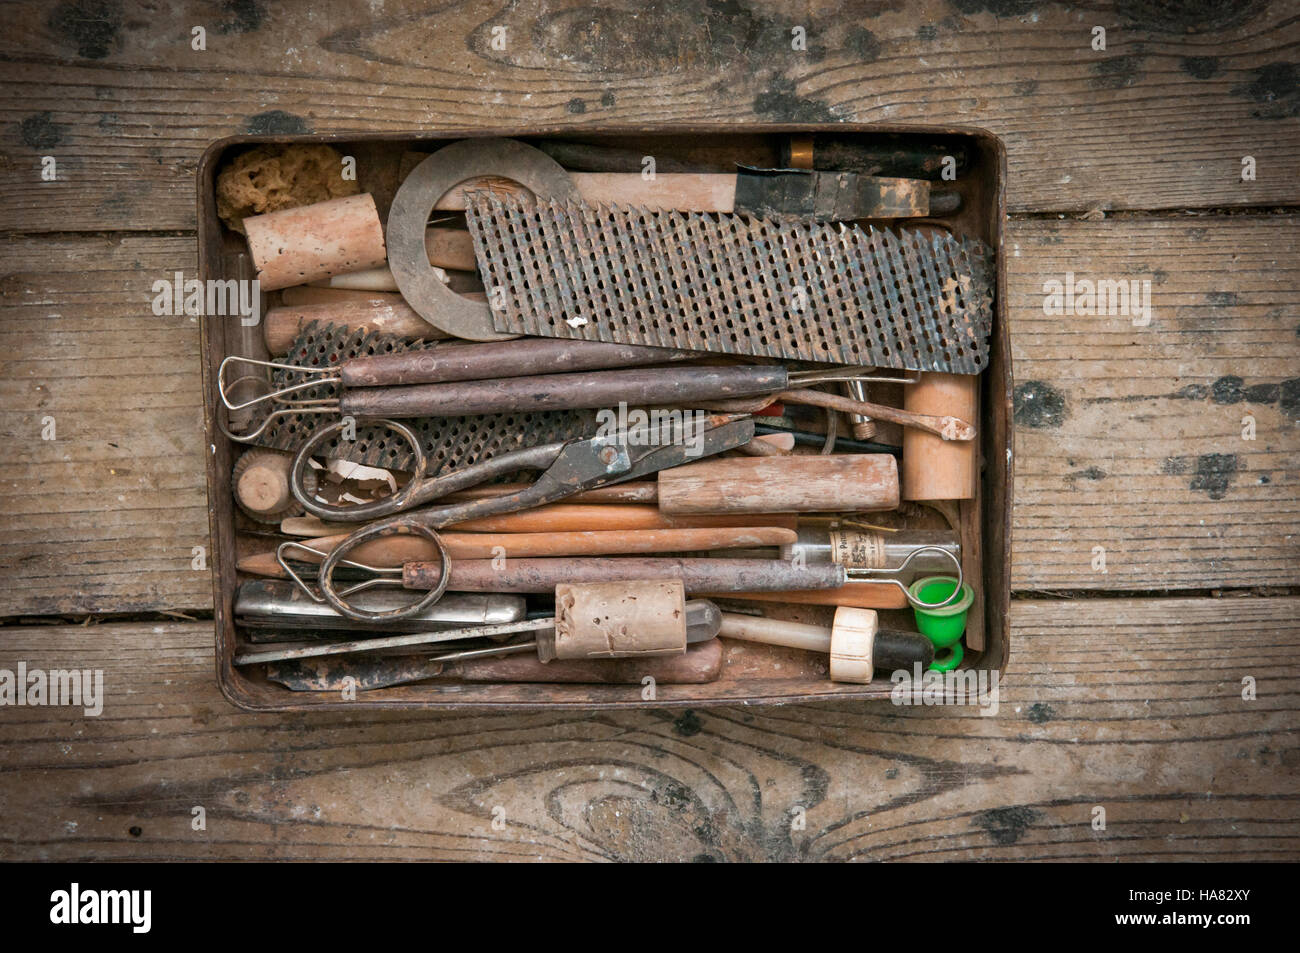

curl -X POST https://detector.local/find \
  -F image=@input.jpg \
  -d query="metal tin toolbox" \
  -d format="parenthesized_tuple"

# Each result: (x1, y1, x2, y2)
(197, 124, 1010, 711)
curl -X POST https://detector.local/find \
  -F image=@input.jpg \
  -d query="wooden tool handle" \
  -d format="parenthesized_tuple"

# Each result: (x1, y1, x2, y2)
(656, 455, 899, 515)
(437, 172, 927, 218)
(238, 525, 799, 574)
(264, 300, 446, 354)
(340, 366, 787, 418)
(435, 172, 739, 212)
(718, 613, 833, 652)
(450, 639, 723, 684)
(452, 526, 796, 559)
(280, 286, 405, 307)
(402, 557, 844, 593)
(705, 584, 909, 610)
(448, 505, 798, 533)
(424, 227, 477, 271)
(340, 339, 697, 388)
(279, 505, 799, 537)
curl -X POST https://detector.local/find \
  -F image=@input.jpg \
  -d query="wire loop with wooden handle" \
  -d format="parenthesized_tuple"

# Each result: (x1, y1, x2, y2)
(843, 546, 964, 609)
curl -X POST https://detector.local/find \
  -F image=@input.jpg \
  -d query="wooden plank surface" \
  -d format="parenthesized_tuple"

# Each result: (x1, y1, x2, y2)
(0, 234, 211, 615)
(0, 596, 1295, 861)
(4, 217, 1296, 615)
(1009, 215, 1300, 591)
(1, 0, 1297, 233)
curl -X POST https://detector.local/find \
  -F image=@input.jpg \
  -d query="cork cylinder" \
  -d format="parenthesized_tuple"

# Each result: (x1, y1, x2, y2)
(539, 580, 687, 663)
(902, 372, 977, 501)
(244, 193, 387, 292)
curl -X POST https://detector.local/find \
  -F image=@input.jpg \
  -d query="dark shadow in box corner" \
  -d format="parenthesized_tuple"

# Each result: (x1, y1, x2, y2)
(195, 124, 1010, 712)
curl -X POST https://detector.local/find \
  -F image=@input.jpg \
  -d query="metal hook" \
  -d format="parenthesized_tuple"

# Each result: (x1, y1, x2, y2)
(217, 355, 342, 442)
(274, 540, 405, 604)
(843, 545, 964, 609)
(786, 366, 922, 387)
(217, 355, 340, 413)
(317, 523, 453, 624)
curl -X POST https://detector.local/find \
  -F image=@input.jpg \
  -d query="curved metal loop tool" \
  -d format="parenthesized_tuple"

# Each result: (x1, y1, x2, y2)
(287, 413, 757, 623)
(217, 354, 339, 443)
(843, 546, 964, 609)
(217, 349, 922, 430)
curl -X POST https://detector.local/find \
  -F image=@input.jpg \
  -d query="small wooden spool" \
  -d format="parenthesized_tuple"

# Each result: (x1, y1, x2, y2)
(828, 607, 878, 684)
(233, 448, 299, 523)
(540, 579, 687, 663)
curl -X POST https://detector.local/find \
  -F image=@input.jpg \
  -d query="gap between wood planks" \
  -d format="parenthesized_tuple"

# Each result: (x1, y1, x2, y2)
(7, 204, 1300, 243)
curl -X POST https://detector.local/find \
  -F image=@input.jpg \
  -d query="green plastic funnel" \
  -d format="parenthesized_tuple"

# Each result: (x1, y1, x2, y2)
(909, 576, 974, 648)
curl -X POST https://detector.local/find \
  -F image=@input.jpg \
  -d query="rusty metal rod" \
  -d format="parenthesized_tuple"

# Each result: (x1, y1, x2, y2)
(400, 557, 846, 593)
(339, 366, 788, 418)
(339, 338, 700, 388)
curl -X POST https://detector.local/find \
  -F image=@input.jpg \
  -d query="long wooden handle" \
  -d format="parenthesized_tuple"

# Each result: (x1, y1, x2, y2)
(435, 172, 927, 218)
(263, 300, 447, 354)
(434, 173, 738, 212)
(705, 585, 909, 610)
(450, 505, 798, 533)
(402, 557, 844, 593)
(340, 338, 698, 388)
(283, 505, 798, 537)
(341, 366, 787, 418)
(656, 455, 899, 515)
(717, 612, 834, 652)
(237, 526, 798, 575)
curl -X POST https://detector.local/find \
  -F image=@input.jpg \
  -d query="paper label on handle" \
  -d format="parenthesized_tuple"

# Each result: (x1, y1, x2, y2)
(828, 530, 885, 568)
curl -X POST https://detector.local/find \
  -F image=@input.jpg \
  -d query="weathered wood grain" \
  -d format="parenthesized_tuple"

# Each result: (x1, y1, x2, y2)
(0, 596, 1294, 861)
(1, 0, 1297, 233)
(0, 233, 211, 615)
(1008, 216, 1300, 591)
(2, 216, 1295, 614)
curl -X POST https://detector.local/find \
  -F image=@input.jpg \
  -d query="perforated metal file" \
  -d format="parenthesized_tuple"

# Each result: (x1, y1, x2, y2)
(466, 195, 995, 375)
